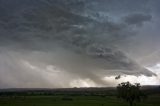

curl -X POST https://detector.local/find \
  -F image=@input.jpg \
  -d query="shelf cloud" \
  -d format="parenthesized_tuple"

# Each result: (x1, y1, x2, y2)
(0, 0, 159, 88)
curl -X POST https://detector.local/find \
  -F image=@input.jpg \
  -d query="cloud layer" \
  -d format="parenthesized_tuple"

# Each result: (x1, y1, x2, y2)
(0, 0, 159, 88)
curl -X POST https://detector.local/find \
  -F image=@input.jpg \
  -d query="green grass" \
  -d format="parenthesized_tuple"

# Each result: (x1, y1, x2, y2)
(0, 94, 160, 106)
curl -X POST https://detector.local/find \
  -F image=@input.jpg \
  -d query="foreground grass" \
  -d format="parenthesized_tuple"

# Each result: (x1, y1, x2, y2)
(0, 94, 160, 106)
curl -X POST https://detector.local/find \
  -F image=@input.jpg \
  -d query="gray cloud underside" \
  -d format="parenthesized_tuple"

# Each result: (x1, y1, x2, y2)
(123, 13, 152, 26)
(0, 0, 157, 87)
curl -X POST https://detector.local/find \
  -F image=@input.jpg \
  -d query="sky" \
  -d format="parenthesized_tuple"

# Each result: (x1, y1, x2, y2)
(0, 0, 160, 88)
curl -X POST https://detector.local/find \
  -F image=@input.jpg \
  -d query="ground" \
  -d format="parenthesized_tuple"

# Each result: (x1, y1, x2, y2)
(0, 94, 160, 106)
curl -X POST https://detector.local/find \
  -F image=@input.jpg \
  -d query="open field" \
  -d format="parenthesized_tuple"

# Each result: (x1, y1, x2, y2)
(0, 95, 160, 106)
(0, 87, 160, 106)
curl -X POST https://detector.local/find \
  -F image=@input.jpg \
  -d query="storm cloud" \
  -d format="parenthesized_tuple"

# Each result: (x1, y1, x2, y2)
(0, 0, 159, 88)
(123, 13, 152, 26)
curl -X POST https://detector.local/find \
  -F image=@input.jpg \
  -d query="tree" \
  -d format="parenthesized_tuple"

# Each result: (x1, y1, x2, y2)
(117, 82, 147, 106)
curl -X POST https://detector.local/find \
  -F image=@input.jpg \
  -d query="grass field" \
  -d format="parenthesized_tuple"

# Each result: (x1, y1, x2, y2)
(0, 94, 160, 106)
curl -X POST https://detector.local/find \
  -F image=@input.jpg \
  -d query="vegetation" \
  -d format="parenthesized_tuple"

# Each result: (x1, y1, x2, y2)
(0, 86, 159, 106)
(117, 82, 147, 106)
(0, 94, 160, 106)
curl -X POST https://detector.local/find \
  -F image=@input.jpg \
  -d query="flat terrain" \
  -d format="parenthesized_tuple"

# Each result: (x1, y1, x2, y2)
(0, 87, 159, 106)
(0, 94, 160, 106)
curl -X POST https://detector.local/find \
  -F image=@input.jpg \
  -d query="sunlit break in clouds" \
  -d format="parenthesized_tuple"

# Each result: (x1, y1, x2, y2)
(0, 0, 160, 88)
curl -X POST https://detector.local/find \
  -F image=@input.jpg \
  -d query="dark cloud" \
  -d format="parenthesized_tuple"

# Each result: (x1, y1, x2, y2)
(123, 13, 152, 26)
(0, 0, 158, 88)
